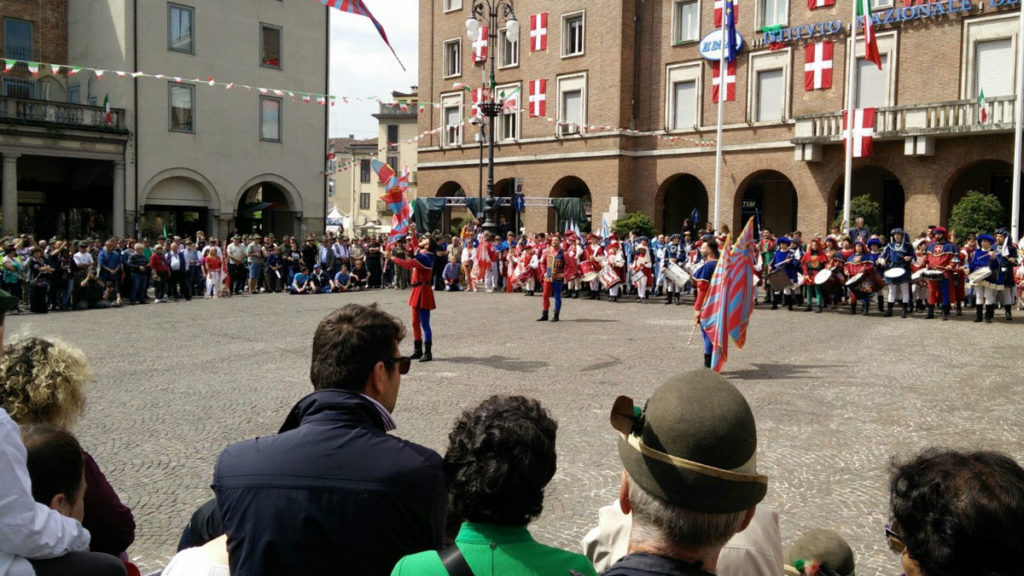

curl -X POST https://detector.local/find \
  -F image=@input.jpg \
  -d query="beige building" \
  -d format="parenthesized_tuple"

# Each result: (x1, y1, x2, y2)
(329, 90, 419, 237)
(68, 0, 329, 239)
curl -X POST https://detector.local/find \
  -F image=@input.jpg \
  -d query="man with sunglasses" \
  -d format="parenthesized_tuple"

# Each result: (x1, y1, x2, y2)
(213, 304, 446, 576)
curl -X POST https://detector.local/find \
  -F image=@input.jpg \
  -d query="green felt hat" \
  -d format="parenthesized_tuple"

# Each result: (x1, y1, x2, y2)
(611, 370, 767, 513)
(784, 529, 855, 576)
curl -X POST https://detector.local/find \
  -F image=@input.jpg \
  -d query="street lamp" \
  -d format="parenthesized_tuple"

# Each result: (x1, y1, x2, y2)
(465, 0, 518, 235)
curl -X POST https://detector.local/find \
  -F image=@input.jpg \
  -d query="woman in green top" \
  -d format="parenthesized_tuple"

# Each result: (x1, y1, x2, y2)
(392, 395, 597, 576)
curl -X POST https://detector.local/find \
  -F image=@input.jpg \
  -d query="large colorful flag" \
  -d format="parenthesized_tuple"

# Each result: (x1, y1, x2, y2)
(321, 0, 406, 71)
(472, 25, 488, 62)
(711, 60, 736, 103)
(857, 0, 882, 70)
(843, 108, 876, 158)
(530, 13, 548, 51)
(804, 41, 833, 91)
(714, 0, 739, 27)
(528, 79, 547, 117)
(372, 159, 411, 245)
(727, 217, 757, 349)
(700, 238, 733, 373)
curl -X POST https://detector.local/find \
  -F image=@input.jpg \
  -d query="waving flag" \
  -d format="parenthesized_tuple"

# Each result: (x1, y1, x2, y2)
(372, 159, 411, 246)
(321, 0, 406, 71)
(727, 217, 757, 349)
(723, 0, 738, 63)
(700, 238, 732, 373)
(857, 0, 882, 70)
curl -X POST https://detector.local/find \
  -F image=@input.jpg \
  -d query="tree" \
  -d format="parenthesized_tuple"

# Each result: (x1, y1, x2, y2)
(611, 213, 657, 239)
(948, 190, 1004, 240)
(832, 194, 881, 233)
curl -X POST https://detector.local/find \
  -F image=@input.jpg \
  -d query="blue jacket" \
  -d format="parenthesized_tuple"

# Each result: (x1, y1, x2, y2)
(213, 389, 447, 576)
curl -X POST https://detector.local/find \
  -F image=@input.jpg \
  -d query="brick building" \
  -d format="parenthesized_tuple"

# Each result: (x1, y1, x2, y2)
(417, 0, 1022, 237)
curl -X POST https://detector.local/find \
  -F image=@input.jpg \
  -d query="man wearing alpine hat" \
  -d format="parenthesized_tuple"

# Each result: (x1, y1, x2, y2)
(602, 370, 768, 575)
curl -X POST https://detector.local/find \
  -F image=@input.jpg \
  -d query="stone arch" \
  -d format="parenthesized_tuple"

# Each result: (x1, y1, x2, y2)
(655, 173, 708, 235)
(942, 159, 1020, 229)
(827, 166, 906, 233)
(233, 175, 303, 239)
(140, 168, 220, 239)
(548, 176, 591, 232)
(142, 168, 218, 208)
(437, 181, 470, 235)
(232, 173, 303, 217)
(734, 170, 798, 236)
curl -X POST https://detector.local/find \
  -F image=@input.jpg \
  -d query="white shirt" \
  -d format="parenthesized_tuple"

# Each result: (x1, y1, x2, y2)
(0, 409, 90, 576)
(72, 252, 93, 268)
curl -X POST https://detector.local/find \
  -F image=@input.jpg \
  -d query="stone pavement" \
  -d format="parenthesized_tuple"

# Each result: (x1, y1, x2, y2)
(7, 289, 1023, 575)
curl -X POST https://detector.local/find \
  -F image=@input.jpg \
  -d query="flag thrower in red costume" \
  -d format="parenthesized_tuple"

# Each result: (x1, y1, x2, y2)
(389, 236, 437, 362)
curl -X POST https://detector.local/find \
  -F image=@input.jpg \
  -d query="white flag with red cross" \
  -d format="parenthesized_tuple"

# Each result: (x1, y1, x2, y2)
(804, 41, 833, 91)
(530, 13, 548, 52)
(843, 108, 876, 157)
(471, 88, 487, 115)
(714, 0, 738, 27)
(473, 25, 488, 62)
(529, 79, 546, 117)
(711, 60, 736, 103)
(807, 0, 835, 9)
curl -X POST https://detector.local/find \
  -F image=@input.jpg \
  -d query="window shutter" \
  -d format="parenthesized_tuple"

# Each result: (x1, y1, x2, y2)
(673, 80, 696, 128)
(757, 69, 784, 121)
(856, 54, 888, 108)
(975, 38, 1014, 97)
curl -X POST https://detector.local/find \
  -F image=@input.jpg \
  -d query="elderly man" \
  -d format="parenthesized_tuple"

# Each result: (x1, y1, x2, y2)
(600, 370, 770, 575)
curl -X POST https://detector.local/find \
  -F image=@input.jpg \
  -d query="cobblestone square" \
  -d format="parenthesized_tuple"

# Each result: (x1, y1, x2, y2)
(7, 289, 1023, 575)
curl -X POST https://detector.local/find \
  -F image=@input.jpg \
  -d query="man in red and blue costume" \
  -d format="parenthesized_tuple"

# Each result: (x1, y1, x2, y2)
(391, 236, 437, 361)
(537, 233, 567, 322)
(925, 226, 958, 320)
(693, 238, 719, 369)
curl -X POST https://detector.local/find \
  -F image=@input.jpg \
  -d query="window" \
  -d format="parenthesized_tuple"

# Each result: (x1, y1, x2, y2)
(667, 64, 701, 130)
(387, 156, 399, 174)
(68, 84, 80, 104)
(169, 83, 194, 132)
(499, 26, 519, 68)
(871, 0, 893, 8)
(3, 18, 32, 61)
(674, 0, 699, 44)
(441, 92, 463, 146)
(360, 159, 371, 182)
(759, 0, 788, 29)
(168, 4, 194, 54)
(496, 83, 520, 141)
(964, 15, 1020, 102)
(562, 13, 585, 57)
(852, 31, 896, 108)
(261, 24, 282, 68)
(748, 49, 790, 123)
(1, 78, 34, 99)
(975, 38, 1014, 97)
(387, 125, 399, 147)
(260, 96, 281, 141)
(556, 74, 586, 134)
(443, 39, 461, 77)
(444, 0, 462, 12)
(359, 193, 371, 210)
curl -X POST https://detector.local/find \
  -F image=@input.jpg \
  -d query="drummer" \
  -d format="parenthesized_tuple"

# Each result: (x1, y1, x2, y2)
(758, 229, 777, 304)
(823, 237, 845, 309)
(879, 228, 914, 318)
(925, 226, 958, 321)
(801, 238, 829, 313)
(969, 233, 999, 323)
(632, 243, 653, 303)
(769, 236, 799, 311)
(584, 233, 604, 300)
(662, 234, 685, 306)
(844, 241, 876, 316)
(866, 238, 886, 314)
(994, 228, 1019, 321)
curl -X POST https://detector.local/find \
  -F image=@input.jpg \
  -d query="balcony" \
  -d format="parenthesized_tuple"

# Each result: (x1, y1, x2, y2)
(0, 96, 128, 133)
(793, 95, 1016, 145)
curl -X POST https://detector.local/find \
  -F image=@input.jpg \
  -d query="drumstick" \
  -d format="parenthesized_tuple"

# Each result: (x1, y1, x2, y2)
(687, 322, 698, 346)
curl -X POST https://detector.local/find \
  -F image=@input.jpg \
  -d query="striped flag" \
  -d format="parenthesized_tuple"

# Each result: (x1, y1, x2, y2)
(700, 238, 733, 373)
(372, 159, 411, 246)
(321, 0, 406, 71)
(727, 217, 757, 349)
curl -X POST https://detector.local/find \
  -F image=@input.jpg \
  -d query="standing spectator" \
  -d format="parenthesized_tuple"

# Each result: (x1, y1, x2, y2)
(366, 238, 383, 288)
(2, 244, 24, 314)
(150, 246, 170, 303)
(97, 241, 123, 307)
(245, 235, 265, 295)
(392, 238, 409, 290)
(226, 236, 246, 295)
(213, 304, 446, 576)
(202, 244, 224, 299)
(348, 237, 363, 273)
(126, 243, 149, 304)
(184, 240, 203, 297)
(282, 238, 300, 287)
(301, 237, 318, 272)
(28, 247, 55, 313)
(167, 242, 191, 301)
(264, 247, 284, 293)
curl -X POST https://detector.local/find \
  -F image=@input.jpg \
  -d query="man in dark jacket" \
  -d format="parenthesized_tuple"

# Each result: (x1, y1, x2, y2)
(213, 304, 446, 576)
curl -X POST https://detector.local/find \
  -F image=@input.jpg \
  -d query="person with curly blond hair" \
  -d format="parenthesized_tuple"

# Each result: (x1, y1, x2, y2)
(0, 336, 136, 560)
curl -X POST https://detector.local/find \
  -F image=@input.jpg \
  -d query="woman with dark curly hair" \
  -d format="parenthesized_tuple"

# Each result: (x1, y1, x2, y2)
(391, 395, 597, 576)
(887, 449, 1024, 576)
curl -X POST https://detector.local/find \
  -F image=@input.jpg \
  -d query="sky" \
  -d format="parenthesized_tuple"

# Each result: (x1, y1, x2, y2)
(328, 0, 420, 140)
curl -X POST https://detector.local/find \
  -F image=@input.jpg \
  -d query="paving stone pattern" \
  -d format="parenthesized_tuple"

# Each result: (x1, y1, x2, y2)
(8, 291, 1023, 575)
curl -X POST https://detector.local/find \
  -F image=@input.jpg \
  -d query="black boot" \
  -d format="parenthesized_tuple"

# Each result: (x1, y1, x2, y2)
(942, 306, 950, 321)
(537, 310, 549, 322)
(850, 302, 857, 315)
(420, 341, 432, 362)
(885, 303, 894, 318)
(572, 290, 579, 299)
(786, 295, 793, 311)
(956, 302, 963, 316)
(410, 340, 423, 360)
(805, 300, 813, 312)
(704, 354, 712, 368)
(816, 304, 823, 313)
(877, 296, 885, 313)
(901, 303, 909, 318)
(862, 301, 869, 316)
(665, 292, 673, 305)
(986, 304, 995, 323)
(926, 305, 934, 319)
(975, 306, 984, 323)
(772, 295, 780, 310)
(552, 309, 560, 322)
(1005, 305, 1013, 321)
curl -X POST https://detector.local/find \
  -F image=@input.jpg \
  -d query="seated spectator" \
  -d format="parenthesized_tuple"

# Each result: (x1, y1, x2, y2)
(309, 264, 330, 293)
(213, 304, 446, 576)
(392, 395, 597, 576)
(783, 529, 854, 576)
(442, 255, 461, 291)
(0, 337, 136, 559)
(332, 265, 352, 293)
(289, 266, 312, 294)
(76, 267, 108, 310)
(350, 259, 368, 290)
(600, 370, 768, 575)
(888, 449, 1024, 576)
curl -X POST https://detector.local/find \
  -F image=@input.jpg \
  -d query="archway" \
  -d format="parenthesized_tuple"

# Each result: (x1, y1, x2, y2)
(437, 181, 469, 236)
(493, 178, 518, 236)
(548, 176, 592, 233)
(141, 169, 219, 240)
(944, 160, 1021, 230)
(657, 174, 708, 235)
(829, 166, 905, 235)
(235, 182, 295, 239)
(736, 170, 797, 236)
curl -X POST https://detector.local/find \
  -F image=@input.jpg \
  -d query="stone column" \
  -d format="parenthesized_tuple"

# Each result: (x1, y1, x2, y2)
(112, 160, 126, 237)
(217, 215, 232, 240)
(2, 154, 20, 236)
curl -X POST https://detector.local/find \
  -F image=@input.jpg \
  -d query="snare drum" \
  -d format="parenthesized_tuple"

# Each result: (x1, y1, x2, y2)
(630, 270, 646, 284)
(767, 268, 793, 291)
(814, 268, 842, 295)
(664, 262, 691, 287)
(968, 268, 992, 286)
(599, 267, 621, 290)
(579, 261, 599, 282)
(883, 267, 908, 282)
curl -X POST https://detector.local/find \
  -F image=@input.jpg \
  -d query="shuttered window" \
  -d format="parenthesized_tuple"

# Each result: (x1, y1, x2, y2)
(756, 69, 783, 122)
(975, 38, 1014, 97)
(673, 80, 697, 129)
(856, 54, 889, 108)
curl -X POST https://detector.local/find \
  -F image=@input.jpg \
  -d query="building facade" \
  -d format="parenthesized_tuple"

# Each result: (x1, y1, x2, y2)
(66, 0, 328, 240)
(418, 0, 1022, 237)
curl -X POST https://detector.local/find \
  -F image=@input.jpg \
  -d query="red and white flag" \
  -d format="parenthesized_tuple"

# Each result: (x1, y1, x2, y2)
(714, 0, 738, 27)
(843, 108, 876, 157)
(803, 41, 833, 91)
(473, 25, 488, 62)
(528, 79, 546, 117)
(530, 13, 548, 52)
(711, 60, 736, 103)
(858, 0, 882, 70)
(471, 88, 487, 114)
(808, 0, 834, 9)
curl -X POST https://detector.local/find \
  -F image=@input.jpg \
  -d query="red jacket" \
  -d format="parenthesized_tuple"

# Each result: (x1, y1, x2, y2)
(150, 253, 170, 276)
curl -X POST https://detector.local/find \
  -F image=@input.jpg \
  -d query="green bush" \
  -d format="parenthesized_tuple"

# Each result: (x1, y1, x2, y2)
(948, 190, 1004, 241)
(832, 194, 881, 233)
(611, 213, 657, 239)
(449, 217, 468, 238)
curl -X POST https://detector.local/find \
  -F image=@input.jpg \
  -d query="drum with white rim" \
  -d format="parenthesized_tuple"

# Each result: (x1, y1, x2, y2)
(767, 268, 793, 291)
(664, 262, 691, 287)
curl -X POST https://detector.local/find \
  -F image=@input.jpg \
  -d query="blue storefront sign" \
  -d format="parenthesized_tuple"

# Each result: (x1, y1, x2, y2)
(699, 29, 746, 61)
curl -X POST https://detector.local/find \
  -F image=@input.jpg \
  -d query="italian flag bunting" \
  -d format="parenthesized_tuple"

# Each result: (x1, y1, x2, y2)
(978, 89, 988, 123)
(858, 0, 882, 69)
(104, 94, 112, 124)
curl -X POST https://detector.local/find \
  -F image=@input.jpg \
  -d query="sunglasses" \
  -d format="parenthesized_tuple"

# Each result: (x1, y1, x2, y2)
(384, 356, 411, 375)
(884, 522, 906, 554)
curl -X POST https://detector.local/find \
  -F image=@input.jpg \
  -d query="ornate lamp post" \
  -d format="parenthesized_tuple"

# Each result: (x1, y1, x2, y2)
(466, 1, 518, 235)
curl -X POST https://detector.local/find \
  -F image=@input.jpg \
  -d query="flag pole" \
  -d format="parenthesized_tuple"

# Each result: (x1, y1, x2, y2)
(842, 0, 859, 237)
(713, 18, 727, 233)
(1010, 3, 1023, 241)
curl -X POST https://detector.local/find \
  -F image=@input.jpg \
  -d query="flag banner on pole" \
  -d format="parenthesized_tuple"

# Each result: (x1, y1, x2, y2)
(978, 89, 988, 123)
(711, 60, 736, 103)
(843, 108, 876, 158)
(103, 94, 112, 124)
(803, 41, 834, 91)
(857, 0, 882, 70)
(808, 0, 835, 8)
(700, 238, 733, 373)
(472, 25, 488, 62)
(499, 85, 520, 113)
(723, 0, 738, 62)
(714, 0, 739, 27)
(727, 217, 757, 349)
(321, 0, 406, 71)
(530, 13, 548, 51)
(372, 159, 411, 246)
(528, 79, 547, 117)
